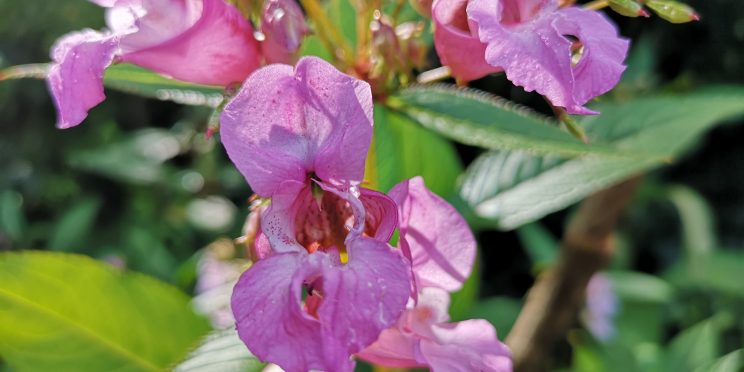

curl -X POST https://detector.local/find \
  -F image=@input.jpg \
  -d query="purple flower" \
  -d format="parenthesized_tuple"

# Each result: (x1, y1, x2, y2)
(433, 0, 629, 114)
(48, 0, 261, 129)
(582, 273, 619, 342)
(358, 177, 512, 371)
(222, 57, 410, 372)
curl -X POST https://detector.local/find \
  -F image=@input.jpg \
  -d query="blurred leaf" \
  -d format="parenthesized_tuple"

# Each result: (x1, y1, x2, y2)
(664, 316, 724, 372)
(125, 227, 179, 281)
(174, 329, 265, 372)
(387, 84, 618, 157)
(572, 336, 642, 372)
(666, 185, 716, 257)
(449, 254, 480, 321)
(68, 128, 181, 185)
(326, 0, 357, 48)
(0, 190, 26, 242)
(49, 198, 101, 252)
(0, 251, 210, 371)
(605, 271, 675, 304)
(467, 296, 521, 337)
(459, 87, 744, 230)
(365, 105, 462, 196)
(694, 349, 744, 372)
(516, 222, 558, 269)
(665, 251, 744, 298)
(0, 63, 224, 107)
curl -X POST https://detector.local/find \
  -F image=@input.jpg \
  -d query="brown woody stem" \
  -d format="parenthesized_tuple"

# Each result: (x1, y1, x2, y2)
(506, 176, 642, 372)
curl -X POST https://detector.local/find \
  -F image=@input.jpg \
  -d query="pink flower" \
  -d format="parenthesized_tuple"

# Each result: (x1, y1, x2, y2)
(48, 0, 261, 129)
(260, 0, 309, 64)
(222, 57, 410, 372)
(358, 177, 512, 371)
(433, 0, 629, 114)
(582, 273, 619, 342)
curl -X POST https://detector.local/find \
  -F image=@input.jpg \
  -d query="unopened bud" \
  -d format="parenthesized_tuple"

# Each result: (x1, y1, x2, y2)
(609, 0, 649, 17)
(260, 0, 309, 64)
(396, 22, 428, 70)
(370, 16, 403, 78)
(646, 0, 700, 23)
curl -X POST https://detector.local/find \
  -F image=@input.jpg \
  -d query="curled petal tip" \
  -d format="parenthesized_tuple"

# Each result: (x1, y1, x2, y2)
(639, 9, 651, 17)
(691, 12, 701, 21)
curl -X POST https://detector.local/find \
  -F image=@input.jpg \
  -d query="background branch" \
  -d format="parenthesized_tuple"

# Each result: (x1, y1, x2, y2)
(506, 176, 642, 372)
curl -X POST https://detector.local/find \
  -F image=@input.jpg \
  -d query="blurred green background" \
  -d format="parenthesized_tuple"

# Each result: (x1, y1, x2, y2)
(1, 0, 744, 371)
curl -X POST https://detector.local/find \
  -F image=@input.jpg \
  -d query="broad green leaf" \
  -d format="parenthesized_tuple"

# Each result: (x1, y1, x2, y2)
(605, 271, 675, 304)
(365, 105, 462, 197)
(104, 64, 224, 107)
(665, 250, 744, 298)
(664, 316, 726, 372)
(694, 349, 743, 372)
(449, 254, 480, 321)
(387, 84, 619, 157)
(460, 88, 744, 230)
(174, 329, 265, 372)
(0, 251, 210, 372)
(49, 198, 101, 252)
(467, 296, 521, 336)
(0, 63, 224, 107)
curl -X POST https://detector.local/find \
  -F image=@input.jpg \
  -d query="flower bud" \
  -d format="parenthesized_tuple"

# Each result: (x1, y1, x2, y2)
(370, 16, 403, 79)
(646, 0, 700, 23)
(608, 0, 649, 17)
(260, 0, 309, 64)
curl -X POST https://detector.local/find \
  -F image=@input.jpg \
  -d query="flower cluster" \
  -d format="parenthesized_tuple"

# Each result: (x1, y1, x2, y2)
(48, 0, 306, 129)
(433, 0, 629, 114)
(222, 56, 511, 371)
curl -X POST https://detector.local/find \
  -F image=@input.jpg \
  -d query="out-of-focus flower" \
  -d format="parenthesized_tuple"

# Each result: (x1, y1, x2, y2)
(222, 57, 410, 372)
(48, 0, 261, 129)
(260, 0, 308, 64)
(433, 0, 629, 114)
(358, 177, 512, 371)
(193, 239, 246, 329)
(582, 273, 620, 342)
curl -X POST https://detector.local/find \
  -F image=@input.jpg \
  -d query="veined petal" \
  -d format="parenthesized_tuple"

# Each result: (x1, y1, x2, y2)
(432, 0, 497, 82)
(120, 0, 260, 86)
(260, 179, 310, 254)
(360, 188, 398, 242)
(389, 177, 476, 292)
(421, 319, 512, 372)
(318, 237, 411, 364)
(221, 57, 373, 196)
(467, 0, 628, 114)
(231, 238, 410, 371)
(47, 30, 119, 129)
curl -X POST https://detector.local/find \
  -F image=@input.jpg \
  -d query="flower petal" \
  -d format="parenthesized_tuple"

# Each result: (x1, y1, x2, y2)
(356, 327, 424, 368)
(261, 0, 309, 64)
(260, 179, 309, 254)
(468, 0, 627, 114)
(552, 7, 629, 107)
(47, 30, 119, 129)
(389, 177, 476, 291)
(120, 0, 261, 86)
(421, 319, 512, 372)
(318, 237, 411, 364)
(360, 188, 398, 242)
(231, 252, 327, 371)
(432, 0, 497, 82)
(220, 57, 373, 196)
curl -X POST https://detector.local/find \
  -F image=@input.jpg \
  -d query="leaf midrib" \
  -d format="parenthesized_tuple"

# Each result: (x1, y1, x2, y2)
(0, 287, 160, 371)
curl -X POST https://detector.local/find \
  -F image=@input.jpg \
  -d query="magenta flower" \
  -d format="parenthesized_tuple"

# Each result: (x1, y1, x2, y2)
(260, 0, 309, 64)
(433, 0, 629, 114)
(222, 57, 410, 372)
(48, 0, 261, 129)
(358, 177, 512, 371)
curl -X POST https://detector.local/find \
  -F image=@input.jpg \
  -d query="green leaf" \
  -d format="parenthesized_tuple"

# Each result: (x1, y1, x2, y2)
(605, 271, 675, 304)
(48, 198, 101, 252)
(174, 329, 265, 372)
(694, 349, 744, 372)
(459, 88, 744, 230)
(467, 296, 521, 336)
(365, 104, 462, 197)
(103, 64, 224, 107)
(516, 222, 558, 269)
(664, 316, 724, 372)
(387, 84, 618, 157)
(0, 190, 26, 242)
(0, 251, 210, 371)
(666, 185, 716, 258)
(665, 251, 744, 298)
